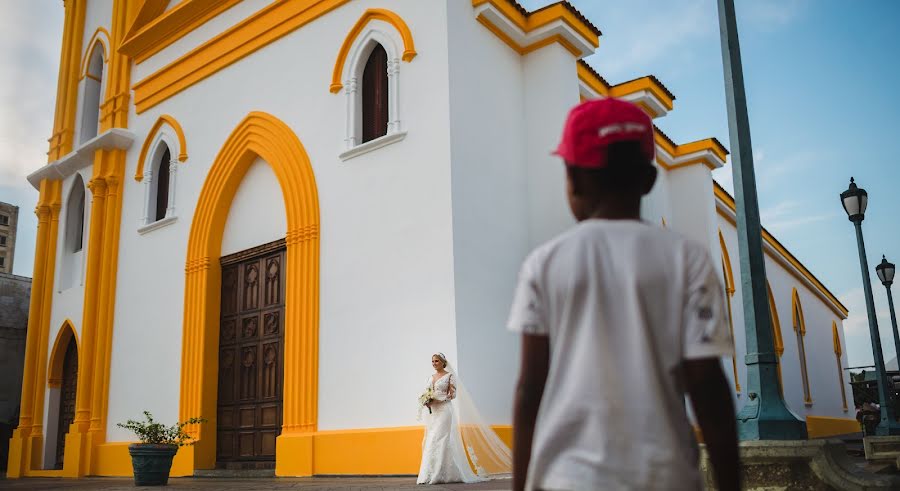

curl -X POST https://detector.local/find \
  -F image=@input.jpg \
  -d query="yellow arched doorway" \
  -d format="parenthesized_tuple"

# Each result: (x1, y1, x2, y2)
(177, 112, 320, 475)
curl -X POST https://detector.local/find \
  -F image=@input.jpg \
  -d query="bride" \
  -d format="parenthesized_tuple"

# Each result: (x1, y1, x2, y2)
(417, 352, 511, 485)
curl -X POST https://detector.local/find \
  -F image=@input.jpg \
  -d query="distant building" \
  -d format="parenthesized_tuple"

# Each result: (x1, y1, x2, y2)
(1, 201, 29, 470)
(0, 202, 18, 274)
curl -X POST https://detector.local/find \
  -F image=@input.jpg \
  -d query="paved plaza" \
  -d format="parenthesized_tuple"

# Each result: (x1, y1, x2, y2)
(0, 476, 511, 491)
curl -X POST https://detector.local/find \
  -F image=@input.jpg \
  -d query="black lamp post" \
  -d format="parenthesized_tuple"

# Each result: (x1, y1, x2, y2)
(876, 256, 900, 376)
(841, 178, 900, 434)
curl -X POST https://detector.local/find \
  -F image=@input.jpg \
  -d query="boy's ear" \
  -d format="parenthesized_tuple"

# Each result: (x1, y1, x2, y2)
(641, 164, 658, 195)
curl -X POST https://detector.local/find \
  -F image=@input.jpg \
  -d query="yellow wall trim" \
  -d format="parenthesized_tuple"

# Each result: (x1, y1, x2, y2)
(134, 114, 188, 181)
(577, 61, 675, 118)
(181, 112, 320, 471)
(806, 416, 859, 439)
(329, 8, 417, 94)
(88, 426, 512, 477)
(714, 182, 849, 318)
(47, 319, 79, 388)
(472, 0, 600, 47)
(120, 0, 244, 64)
(79, 27, 110, 80)
(132, 0, 352, 113)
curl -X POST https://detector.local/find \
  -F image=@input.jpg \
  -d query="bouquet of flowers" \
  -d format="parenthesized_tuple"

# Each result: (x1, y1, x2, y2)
(418, 387, 435, 415)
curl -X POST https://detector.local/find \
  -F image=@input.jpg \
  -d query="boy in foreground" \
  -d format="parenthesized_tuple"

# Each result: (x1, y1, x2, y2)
(508, 98, 740, 491)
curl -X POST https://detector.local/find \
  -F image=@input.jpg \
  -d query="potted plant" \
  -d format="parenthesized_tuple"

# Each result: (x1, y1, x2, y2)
(117, 411, 206, 486)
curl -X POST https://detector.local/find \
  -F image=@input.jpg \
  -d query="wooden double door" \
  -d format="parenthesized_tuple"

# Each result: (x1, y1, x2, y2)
(216, 241, 285, 466)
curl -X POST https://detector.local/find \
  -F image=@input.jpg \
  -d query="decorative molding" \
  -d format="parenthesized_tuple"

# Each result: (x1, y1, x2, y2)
(27, 129, 135, 189)
(135, 115, 188, 181)
(132, 0, 353, 113)
(79, 27, 111, 79)
(220, 238, 286, 266)
(120, 0, 244, 64)
(339, 131, 407, 162)
(472, 0, 599, 59)
(655, 131, 727, 171)
(181, 112, 320, 473)
(714, 182, 849, 319)
(137, 215, 177, 235)
(577, 62, 675, 119)
(330, 9, 416, 94)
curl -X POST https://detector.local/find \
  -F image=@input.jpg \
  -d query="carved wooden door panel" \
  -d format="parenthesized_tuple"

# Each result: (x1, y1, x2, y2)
(217, 241, 285, 465)
(56, 337, 78, 469)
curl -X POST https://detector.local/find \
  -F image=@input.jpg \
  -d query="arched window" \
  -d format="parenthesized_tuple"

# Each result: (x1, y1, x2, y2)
(152, 146, 171, 222)
(80, 45, 105, 144)
(767, 282, 785, 395)
(792, 290, 812, 405)
(833, 322, 848, 412)
(361, 43, 388, 143)
(65, 176, 85, 253)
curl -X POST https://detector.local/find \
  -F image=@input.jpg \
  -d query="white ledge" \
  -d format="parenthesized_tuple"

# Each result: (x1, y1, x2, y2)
(137, 215, 177, 235)
(339, 131, 407, 162)
(27, 128, 136, 189)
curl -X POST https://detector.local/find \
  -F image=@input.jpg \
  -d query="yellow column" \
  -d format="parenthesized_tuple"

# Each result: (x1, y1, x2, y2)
(64, 173, 106, 477)
(6, 185, 52, 477)
(27, 183, 63, 460)
(48, 0, 87, 160)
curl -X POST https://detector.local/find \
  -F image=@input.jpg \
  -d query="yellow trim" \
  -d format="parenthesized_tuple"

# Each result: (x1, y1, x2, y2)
(609, 78, 674, 112)
(329, 9, 417, 93)
(767, 281, 786, 395)
(90, 426, 512, 477)
(134, 114, 188, 181)
(472, 0, 600, 48)
(120, 0, 244, 64)
(654, 132, 727, 171)
(7, 180, 62, 478)
(180, 112, 320, 473)
(79, 27, 110, 80)
(47, 319, 79, 389)
(47, 0, 87, 161)
(132, 0, 353, 113)
(121, 0, 171, 45)
(805, 416, 859, 438)
(833, 322, 849, 412)
(792, 288, 813, 405)
(577, 61, 610, 96)
(719, 230, 740, 393)
(719, 231, 735, 296)
(714, 182, 849, 318)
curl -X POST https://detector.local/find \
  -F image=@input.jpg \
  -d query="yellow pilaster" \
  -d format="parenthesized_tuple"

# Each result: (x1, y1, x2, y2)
(48, 0, 87, 161)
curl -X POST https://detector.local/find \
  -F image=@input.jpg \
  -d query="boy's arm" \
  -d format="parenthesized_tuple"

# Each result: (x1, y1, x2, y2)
(513, 333, 549, 491)
(683, 358, 740, 491)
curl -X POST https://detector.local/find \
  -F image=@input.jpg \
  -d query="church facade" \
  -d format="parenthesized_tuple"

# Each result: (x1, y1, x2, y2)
(8, 0, 855, 479)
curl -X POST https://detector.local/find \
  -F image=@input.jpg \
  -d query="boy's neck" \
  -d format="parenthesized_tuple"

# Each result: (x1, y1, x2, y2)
(581, 200, 642, 221)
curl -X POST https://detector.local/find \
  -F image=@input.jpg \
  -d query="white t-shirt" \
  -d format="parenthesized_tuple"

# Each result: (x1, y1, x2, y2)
(507, 219, 733, 491)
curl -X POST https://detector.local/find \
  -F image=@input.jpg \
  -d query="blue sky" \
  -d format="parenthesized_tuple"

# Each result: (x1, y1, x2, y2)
(2, 1, 899, 367)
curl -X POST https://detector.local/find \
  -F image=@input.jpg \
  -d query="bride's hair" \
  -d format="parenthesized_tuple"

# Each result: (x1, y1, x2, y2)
(432, 352, 448, 368)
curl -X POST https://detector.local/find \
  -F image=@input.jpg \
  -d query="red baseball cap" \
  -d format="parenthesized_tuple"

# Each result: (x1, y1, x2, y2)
(553, 97, 655, 169)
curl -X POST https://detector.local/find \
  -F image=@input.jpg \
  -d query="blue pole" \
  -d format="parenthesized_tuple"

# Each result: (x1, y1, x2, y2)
(716, 0, 806, 440)
(854, 222, 900, 435)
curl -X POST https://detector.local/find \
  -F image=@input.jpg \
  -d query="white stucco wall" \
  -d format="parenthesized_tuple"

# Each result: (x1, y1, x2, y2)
(106, 0, 458, 437)
(717, 214, 852, 420)
(445, 0, 530, 425)
(221, 158, 287, 256)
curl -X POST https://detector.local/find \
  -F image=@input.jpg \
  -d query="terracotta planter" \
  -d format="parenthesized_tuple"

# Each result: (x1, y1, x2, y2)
(128, 443, 178, 486)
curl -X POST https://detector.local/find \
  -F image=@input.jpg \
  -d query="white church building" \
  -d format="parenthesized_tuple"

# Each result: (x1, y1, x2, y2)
(8, 0, 855, 479)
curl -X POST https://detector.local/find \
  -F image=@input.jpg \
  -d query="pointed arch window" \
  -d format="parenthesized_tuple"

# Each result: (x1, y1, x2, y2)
(334, 11, 415, 161)
(153, 146, 172, 222)
(792, 290, 813, 405)
(833, 322, 849, 412)
(80, 44, 105, 144)
(719, 231, 740, 394)
(65, 176, 85, 253)
(361, 44, 389, 143)
(767, 282, 785, 395)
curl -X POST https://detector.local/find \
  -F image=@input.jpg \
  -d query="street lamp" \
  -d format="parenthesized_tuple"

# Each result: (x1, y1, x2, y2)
(841, 178, 900, 435)
(876, 255, 900, 381)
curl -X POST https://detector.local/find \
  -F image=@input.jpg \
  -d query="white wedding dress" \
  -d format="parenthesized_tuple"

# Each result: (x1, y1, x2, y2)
(416, 372, 485, 485)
